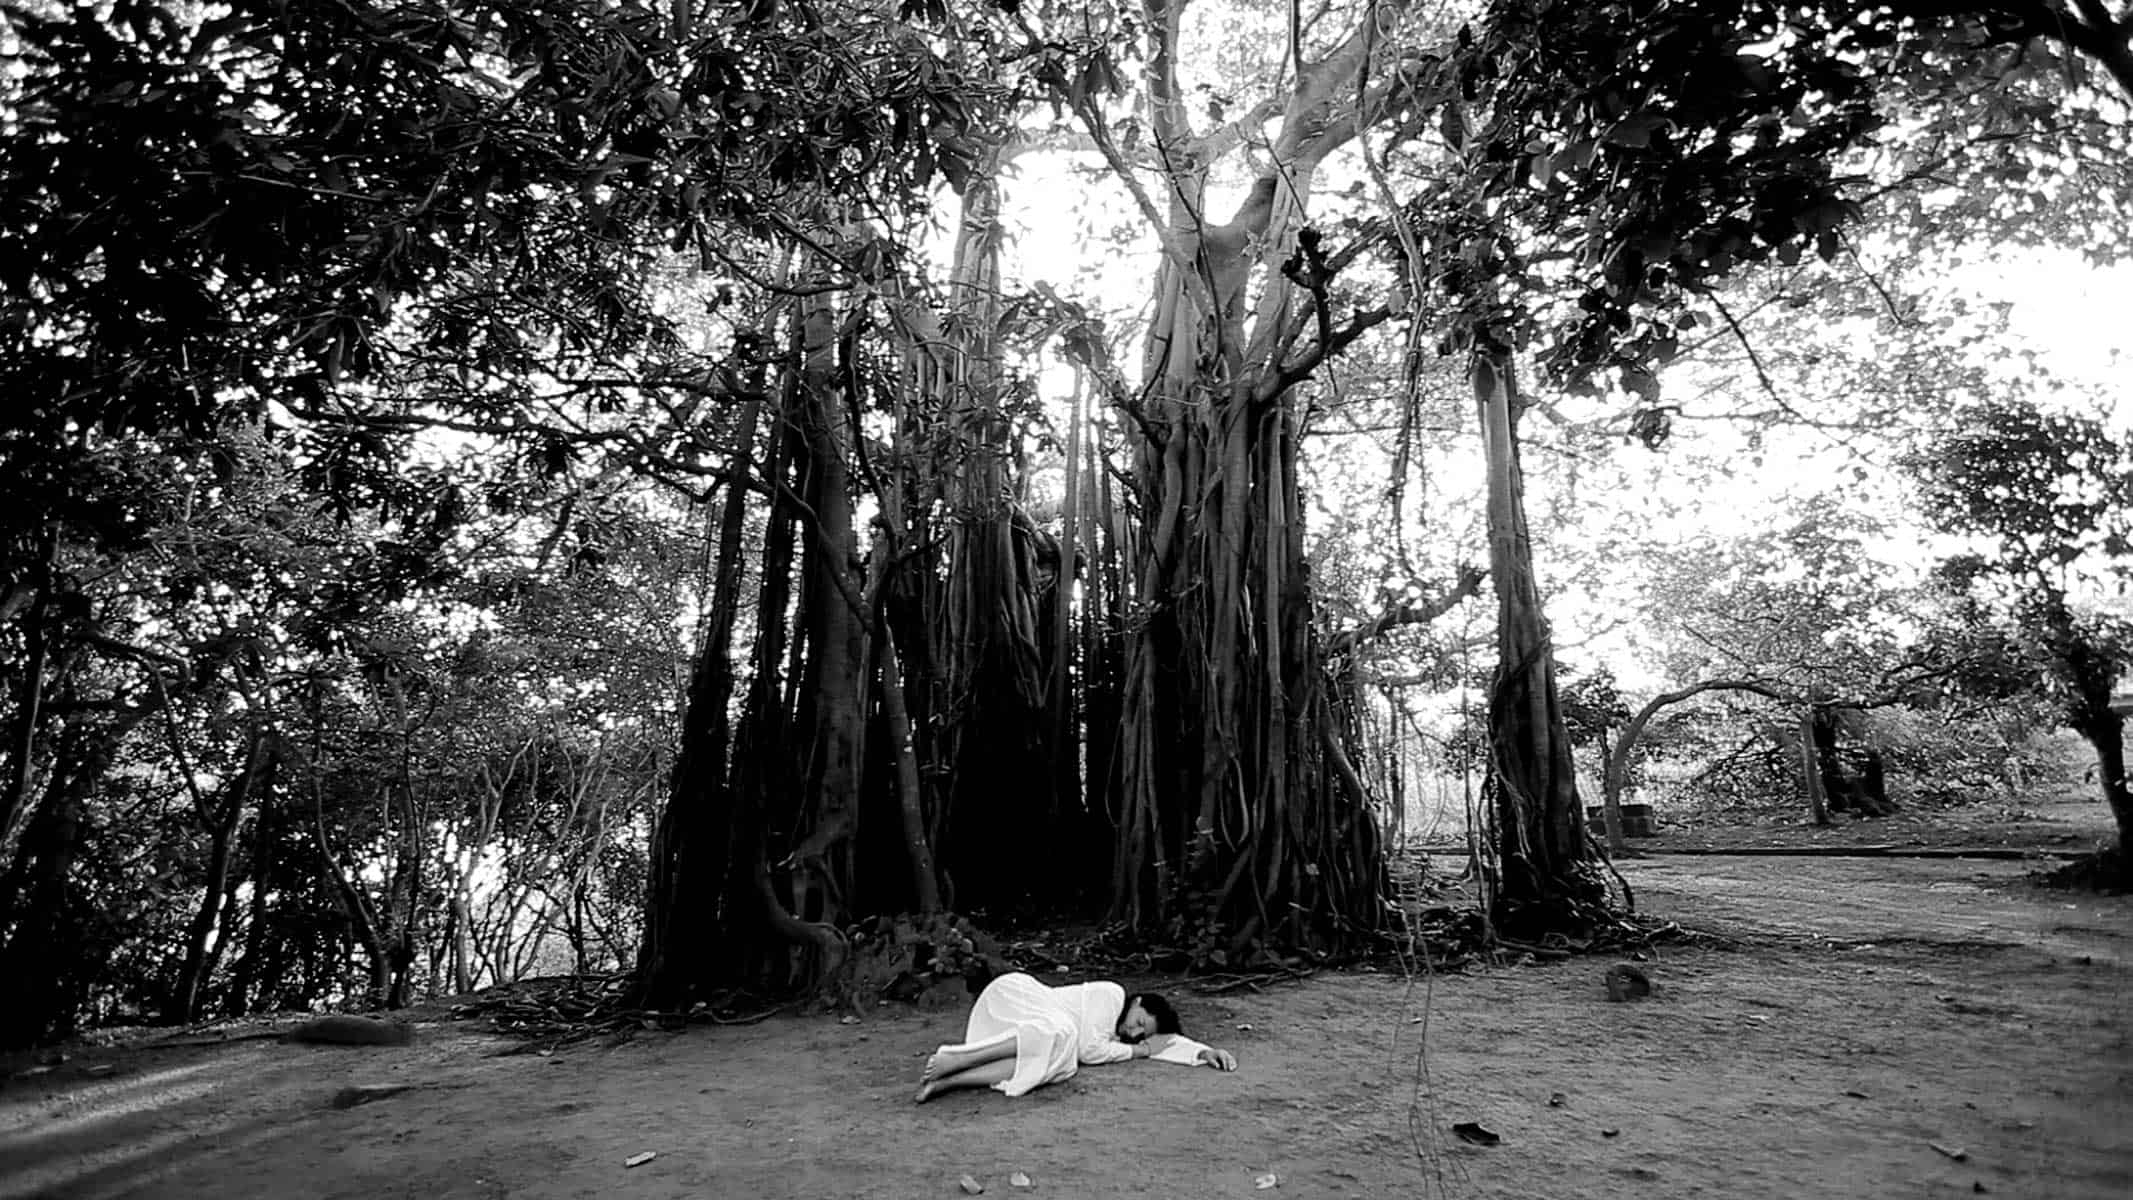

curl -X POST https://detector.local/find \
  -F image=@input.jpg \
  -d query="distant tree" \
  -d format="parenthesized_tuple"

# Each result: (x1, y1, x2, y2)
(1905, 399, 2133, 878)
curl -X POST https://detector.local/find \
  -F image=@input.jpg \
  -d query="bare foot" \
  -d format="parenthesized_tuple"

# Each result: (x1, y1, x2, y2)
(914, 1051, 943, 1103)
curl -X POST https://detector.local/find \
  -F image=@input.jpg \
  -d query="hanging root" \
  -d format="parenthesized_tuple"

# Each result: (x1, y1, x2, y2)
(1584, 826, 1637, 914)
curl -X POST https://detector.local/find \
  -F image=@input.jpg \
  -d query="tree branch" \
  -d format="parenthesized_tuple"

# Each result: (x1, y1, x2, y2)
(1324, 564, 1488, 656)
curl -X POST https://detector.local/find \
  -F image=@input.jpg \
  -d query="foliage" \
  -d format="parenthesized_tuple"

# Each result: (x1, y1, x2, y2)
(1903, 395, 2133, 865)
(5, 0, 2130, 1042)
(0, 0, 954, 439)
(1906, 398, 2133, 727)
(1558, 665, 1631, 745)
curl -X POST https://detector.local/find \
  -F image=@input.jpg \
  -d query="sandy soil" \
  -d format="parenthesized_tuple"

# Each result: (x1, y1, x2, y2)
(4, 809, 2129, 1200)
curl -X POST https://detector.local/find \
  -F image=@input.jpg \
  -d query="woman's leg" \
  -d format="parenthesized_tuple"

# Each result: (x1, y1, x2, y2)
(914, 1057, 1016, 1103)
(922, 1036, 1016, 1081)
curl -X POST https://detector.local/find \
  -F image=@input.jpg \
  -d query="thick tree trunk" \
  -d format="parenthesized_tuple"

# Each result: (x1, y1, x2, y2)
(1472, 349, 1599, 935)
(2074, 698, 2132, 869)
(1070, 0, 1432, 960)
(780, 292, 864, 943)
(1101, 180, 1387, 956)
(637, 364, 764, 1009)
(1598, 725, 1626, 855)
(914, 142, 1065, 915)
(1808, 705, 1851, 815)
(878, 632, 940, 914)
(1800, 708, 1830, 825)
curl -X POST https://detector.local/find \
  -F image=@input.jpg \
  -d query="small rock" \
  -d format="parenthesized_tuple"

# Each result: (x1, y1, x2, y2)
(1601, 1128, 1621, 1138)
(624, 1151, 656, 1169)
(1930, 1142, 1969, 1162)
(1547, 1092, 1566, 1108)
(959, 1174, 985, 1195)
(1603, 963, 1651, 1002)
(1451, 1121, 1501, 1147)
(1253, 1173, 1279, 1189)
(1009, 1172, 1033, 1189)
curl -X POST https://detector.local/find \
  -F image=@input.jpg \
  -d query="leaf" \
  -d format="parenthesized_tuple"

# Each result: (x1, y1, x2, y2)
(1603, 112, 1669, 149)
(1732, 54, 1776, 93)
(1794, 199, 1855, 236)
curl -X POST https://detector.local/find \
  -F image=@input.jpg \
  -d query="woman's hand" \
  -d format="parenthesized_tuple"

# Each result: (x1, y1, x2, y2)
(1195, 1046, 1237, 1071)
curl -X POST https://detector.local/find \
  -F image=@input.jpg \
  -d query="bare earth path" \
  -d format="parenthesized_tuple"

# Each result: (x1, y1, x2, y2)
(4, 856, 2128, 1200)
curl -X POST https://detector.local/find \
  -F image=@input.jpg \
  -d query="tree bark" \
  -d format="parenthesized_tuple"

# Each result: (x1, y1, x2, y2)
(1801, 707, 1831, 825)
(1598, 724, 1625, 855)
(879, 630, 940, 914)
(1082, 2, 1416, 957)
(2073, 690, 2132, 869)
(1472, 348, 1598, 935)
(637, 361, 765, 1009)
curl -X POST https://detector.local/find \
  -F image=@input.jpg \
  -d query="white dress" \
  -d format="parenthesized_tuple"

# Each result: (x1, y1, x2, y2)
(943, 973, 1136, 1097)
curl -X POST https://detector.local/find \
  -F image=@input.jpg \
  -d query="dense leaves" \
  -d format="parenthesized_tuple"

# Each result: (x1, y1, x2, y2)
(1905, 399, 2133, 866)
(3, 0, 2129, 1044)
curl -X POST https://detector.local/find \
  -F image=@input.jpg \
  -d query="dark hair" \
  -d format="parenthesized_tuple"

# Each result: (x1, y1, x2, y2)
(1126, 992, 1183, 1036)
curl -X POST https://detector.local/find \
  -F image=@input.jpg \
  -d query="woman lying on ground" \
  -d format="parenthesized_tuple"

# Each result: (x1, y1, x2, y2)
(914, 971, 1239, 1102)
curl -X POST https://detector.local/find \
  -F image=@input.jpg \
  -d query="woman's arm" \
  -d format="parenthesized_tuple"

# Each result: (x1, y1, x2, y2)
(1128, 1034, 1176, 1059)
(1079, 1037, 1136, 1066)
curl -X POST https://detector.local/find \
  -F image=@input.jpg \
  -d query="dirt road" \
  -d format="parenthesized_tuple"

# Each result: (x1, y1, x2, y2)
(4, 854, 2127, 1200)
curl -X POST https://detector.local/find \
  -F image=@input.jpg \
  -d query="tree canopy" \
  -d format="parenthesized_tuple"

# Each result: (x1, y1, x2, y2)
(2, 0, 2128, 1045)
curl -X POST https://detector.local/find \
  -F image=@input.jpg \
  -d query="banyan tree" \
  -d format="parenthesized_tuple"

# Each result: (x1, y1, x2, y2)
(1054, 1, 1444, 959)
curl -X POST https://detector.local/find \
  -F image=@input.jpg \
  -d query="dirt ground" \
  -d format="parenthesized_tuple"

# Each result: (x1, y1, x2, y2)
(4, 798, 2129, 1200)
